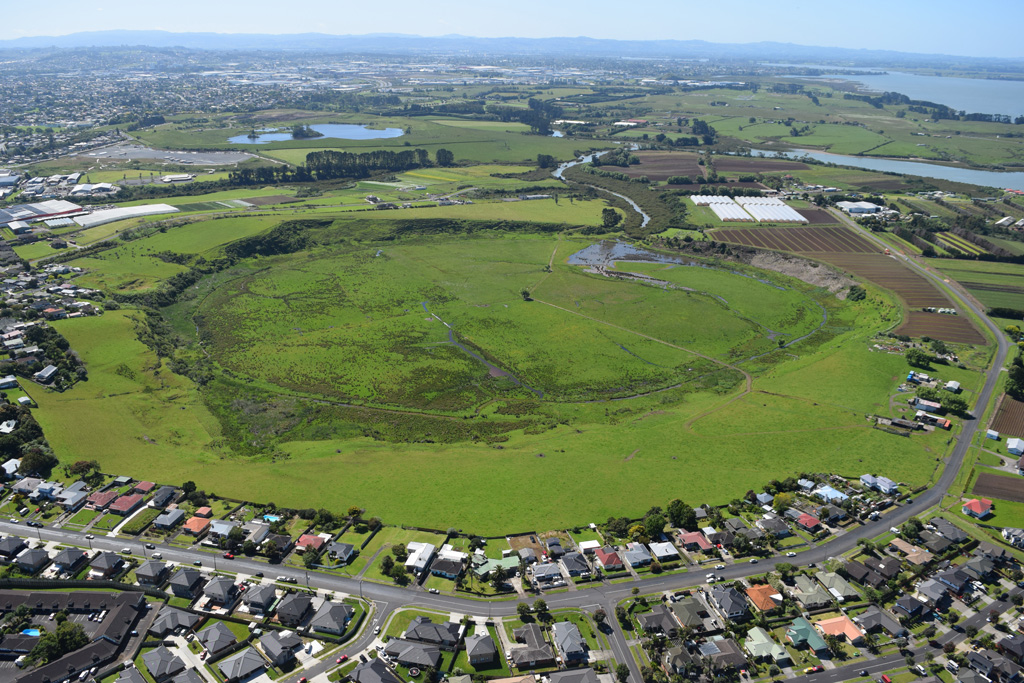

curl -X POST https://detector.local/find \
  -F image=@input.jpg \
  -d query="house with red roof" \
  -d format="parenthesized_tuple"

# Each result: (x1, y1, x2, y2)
(134, 481, 155, 494)
(110, 493, 144, 516)
(962, 499, 993, 519)
(796, 514, 822, 533)
(746, 583, 784, 613)
(194, 506, 213, 518)
(679, 531, 713, 552)
(183, 517, 211, 536)
(296, 534, 326, 554)
(594, 546, 624, 572)
(87, 490, 118, 510)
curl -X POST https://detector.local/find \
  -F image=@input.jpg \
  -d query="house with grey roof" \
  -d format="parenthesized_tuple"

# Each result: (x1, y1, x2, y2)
(791, 575, 833, 609)
(149, 607, 199, 637)
(511, 622, 555, 669)
(202, 576, 239, 607)
(552, 620, 587, 664)
(310, 601, 354, 635)
(153, 509, 185, 529)
(142, 646, 186, 682)
(151, 486, 177, 509)
(533, 563, 562, 584)
(259, 630, 302, 667)
(549, 670, 600, 683)
(561, 551, 590, 577)
(405, 615, 461, 648)
(198, 621, 237, 655)
(699, 638, 748, 673)
(671, 596, 718, 633)
(518, 547, 537, 564)
(0, 535, 27, 561)
(917, 579, 949, 607)
(168, 567, 204, 598)
(15, 547, 50, 575)
(637, 604, 678, 637)
(351, 657, 404, 683)
(243, 584, 278, 614)
(276, 592, 313, 626)
(384, 638, 442, 668)
(51, 547, 88, 574)
(218, 647, 266, 683)
(816, 571, 859, 601)
(744, 626, 790, 664)
(170, 671, 205, 683)
(117, 669, 149, 683)
(853, 606, 906, 637)
(465, 632, 497, 665)
(710, 585, 749, 621)
(88, 551, 125, 580)
(623, 543, 652, 568)
(328, 541, 356, 564)
(135, 560, 169, 586)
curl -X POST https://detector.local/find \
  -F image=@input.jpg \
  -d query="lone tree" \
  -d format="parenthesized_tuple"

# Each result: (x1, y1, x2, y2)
(520, 288, 532, 301)
(602, 208, 623, 229)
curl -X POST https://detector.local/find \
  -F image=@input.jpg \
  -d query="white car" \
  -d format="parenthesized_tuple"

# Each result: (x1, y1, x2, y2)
(786, 552, 796, 557)
(715, 564, 725, 569)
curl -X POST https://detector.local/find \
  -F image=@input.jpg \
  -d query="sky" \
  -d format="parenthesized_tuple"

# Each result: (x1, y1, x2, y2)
(7, 0, 1023, 59)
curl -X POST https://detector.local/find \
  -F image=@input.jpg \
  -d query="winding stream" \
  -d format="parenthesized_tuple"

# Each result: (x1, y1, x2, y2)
(553, 151, 652, 228)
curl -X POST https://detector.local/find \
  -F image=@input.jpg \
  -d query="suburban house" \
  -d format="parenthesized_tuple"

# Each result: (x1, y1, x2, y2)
(276, 593, 313, 627)
(671, 597, 718, 634)
(756, 517, 791, 538)
(466, 633, 498, 666)
(791, 575, 832, 610)
(219, 647, 266, 683)
(997, 634, 1024, 665)
(786, 617, 828, 653)
(328, 541, 356, 564)
(678, 531, 713, 552)
(549, 670, 600, 683)
(199, 621, 237, 655)
(351, 658, 404, 683)
(430, 556, 465, 579)
(51, 548, 88, 575)
(551, 621, 587, 664)
(15, 547, 51, 575)
(168, 567, 205, 599)
(746, 583, 784, 613)
(816, 571, 859, 602)
(863, 556, 903, 581)
(698, 638, 747, 673)
(710, 585, 749, 621)
(511, 623, 556, 669)
(533, 563, 563, 584)
(243, 584, 278, 614)
(936, 567, 972, 594)
(0, 536, 27, 562)
(296, 534, 326, 554)
(756, 493, 774, 506)
(917, 579, 949, 607)
(135, 560, 169, 586)
(744, 626, 789, 664)
(201, 577, 239, 608)
(561, 552, 591, 577)
(142, 646, 185, 682)
(546, 538, 565, 559)
(795, 513, 822, 533)
(664, 644, 700, 676)
(182, 516, 211, 537)
(963, 499, 994, 519)
(149, 607, 199, 637)
(86, 490, 118, 510)
(623, 543, 652, 568)
(853, 606, 906, 637)
(594, 547, 624, 572)
(150, 486, 177, 508)
(637, 604, 679, 637)
(259, 630, 302, 668)
(648, 542, 680, 563)
(518, 548, 538, 565)
(816, 615, 864, 644)
(895, 596, 926, 618)
(384, 639, 443, 668)
(405, 542, 436, 575)
(88, 552, 125, 580)
(405, 616, 461, 649)
(310, 602, 354, 636)
(153, 509, 185, 530)
(890, 538, 934, 566)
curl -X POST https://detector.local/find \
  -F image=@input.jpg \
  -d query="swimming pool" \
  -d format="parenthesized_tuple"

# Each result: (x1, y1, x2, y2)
(21, 628, 40, 636)
(263, 514, 280, 523)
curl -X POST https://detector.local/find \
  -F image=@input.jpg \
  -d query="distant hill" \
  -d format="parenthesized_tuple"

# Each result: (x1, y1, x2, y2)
(0, 30, 1018, 68)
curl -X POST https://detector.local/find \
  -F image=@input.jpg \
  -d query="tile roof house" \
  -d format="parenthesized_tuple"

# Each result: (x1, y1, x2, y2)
(87, 490, 118, 510)
(963, 499, 994, 519)
(815, 615, 864, 644)
(310, 602, 354, 635)
(746, 583, 784, 612)
(194, 507, 212, 518)
(296, 534, 326, 553)
(182, 517, 210, 536)
(671, 597, 717, 633)
(698, 638, 747, 672)
(917, 579, 949, 606)
(51, 547, 88, 574)
(466, 632, 498, 665)
(142, 646, 186, 682)
(796, 513, 822, 533)
(384, 639, 443, 668)
(109, 493, 144, 515)
(199, 621, 237, 655)
(16, 547, 51, 575)
(276, 593, 313, 626)
(933, 518, 968, 543)
(218, 647, 267, 683)
(551, 620, 587, 664)
(595, 546, 624, 571)
(787, 617, 828, 652)
(895, 596, 925, 618)
(88, 551, 125, 580)
(678, 531, 713, 552)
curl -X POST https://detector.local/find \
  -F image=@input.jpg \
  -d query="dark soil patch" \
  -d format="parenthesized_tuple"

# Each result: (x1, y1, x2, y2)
(798, 209, 840, 225)
(992, 395, 1024, 438)
(974, 472, 1024, 504)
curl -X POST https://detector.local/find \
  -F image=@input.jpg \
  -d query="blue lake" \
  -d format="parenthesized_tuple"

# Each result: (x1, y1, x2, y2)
(749, 148, 1024, 191)
(800, 71, 1024, 117)
(229, 124, 405, 144)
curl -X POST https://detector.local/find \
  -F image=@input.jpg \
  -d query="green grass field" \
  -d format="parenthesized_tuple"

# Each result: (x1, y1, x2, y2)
(926, 258, 1024, 310)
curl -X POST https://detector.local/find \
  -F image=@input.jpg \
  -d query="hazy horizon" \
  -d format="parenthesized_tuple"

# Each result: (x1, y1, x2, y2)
(5, 0, 1023, 60)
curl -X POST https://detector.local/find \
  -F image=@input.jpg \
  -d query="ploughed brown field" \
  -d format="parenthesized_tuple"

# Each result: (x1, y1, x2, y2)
(711, 157, 810, 173)
(992, 395, 1024, 439)
(617, 151, 810, 181)
(973, 473, 1024, 504)
(798, 208, 840, 225)
(711, 226, 985, 344)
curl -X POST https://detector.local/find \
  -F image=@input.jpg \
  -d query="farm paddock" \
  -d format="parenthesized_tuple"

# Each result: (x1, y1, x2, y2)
(973, 473, 1024, 504)
(712, 226, 876, 253)
(992, 395, 1024, 439)
(895, 311, 986, 345)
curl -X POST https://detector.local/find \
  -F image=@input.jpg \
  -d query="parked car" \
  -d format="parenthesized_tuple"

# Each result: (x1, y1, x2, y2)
(748, 558, 758, 564)
(223, 552, 234, 559)
(337, 655, 348, 664)
(786, 552, 797, 557)
(715, 564, 725, 569)
(145, 543, 155, 549)
(193, 560, 203, 566)
(85, 534, 94, 539)
(428, 588, 439, 594)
